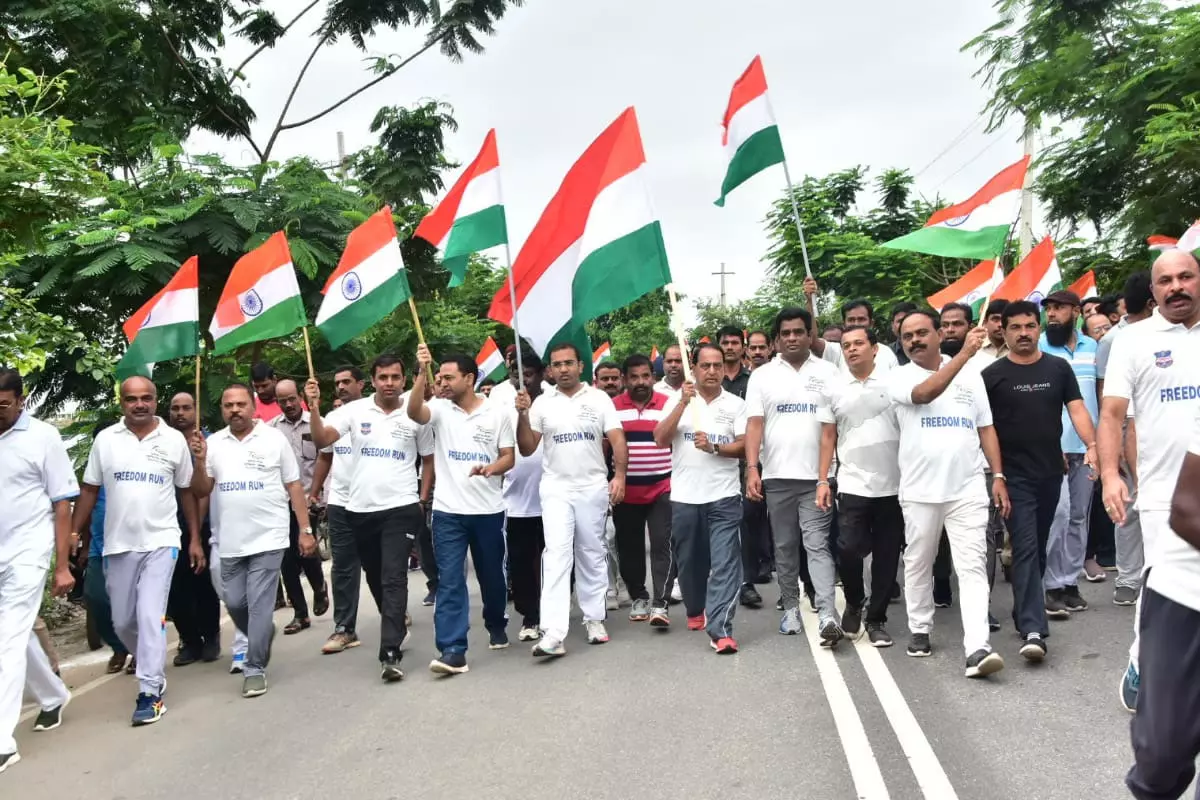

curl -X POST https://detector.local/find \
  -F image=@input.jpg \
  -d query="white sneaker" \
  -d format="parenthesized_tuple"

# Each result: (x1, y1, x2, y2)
(532, 637, 566, 658)
(605, 590, 619, 611)
(671, 584, 683, 602)
(518, 625, 540, 642)
(585, 620, 610, 644)
(229, 652, 246, 674)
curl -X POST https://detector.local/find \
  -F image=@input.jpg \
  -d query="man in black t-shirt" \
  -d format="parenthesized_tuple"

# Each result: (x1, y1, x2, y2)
(982, 300, 1098, 663)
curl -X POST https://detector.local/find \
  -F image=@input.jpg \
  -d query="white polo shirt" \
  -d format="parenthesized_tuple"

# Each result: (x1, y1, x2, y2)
(83, 417, 194, 555)
(662, 389, 747, 505)
(425, 397, 515, 515)
(1103, 310, 1200, 512)
(204, 422, 299, 557)
(324, 405, 355, 508)
(888, 359, 992, 504)
(653, 379, 682, 399)
(0, 413, 79, 568)
(820, 340, 899, 374)
(329, 394, 433, 513)
(529, 383, 621, 491)
(1146, 407, 1200, 612)
(488, 378, 554, 413)
(744, 354, 838, 481)
(826, 368, 901, 498)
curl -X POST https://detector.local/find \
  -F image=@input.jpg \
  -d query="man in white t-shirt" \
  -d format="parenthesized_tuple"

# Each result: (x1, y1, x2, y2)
(308, 355, 434, 683)
(744, 307, 843, 646)
(71, 376, 203, 725)
(0, 369, 76, 773)
(188, 384, 315, 698)
(1127, 406, 1200, 797)
(654, 344, 747, 654)
(654, 344, 685, 398)
(887, 311, 1007, 679)
(808, 294, 899, 375)
(516, 342, 627, 657)
(1099, 249, 1200, 713)
(816, 326, 904, 649)
(408, 345, 515, 676)
(498, 352, 548, 643)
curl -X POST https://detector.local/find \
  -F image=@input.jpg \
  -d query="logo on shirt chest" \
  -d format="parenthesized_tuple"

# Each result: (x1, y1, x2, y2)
(360, 422, 373, 436)
(577, 406, 600, 425)
(951, 385, 975, 407)
(470, 425, 495, 447)
(390, 422, 414, 442)
(144, 444, 172, 467)
(243, 450, 268, 471)
(1155, 350, 1174, 369)
(713, 409, 735, 426)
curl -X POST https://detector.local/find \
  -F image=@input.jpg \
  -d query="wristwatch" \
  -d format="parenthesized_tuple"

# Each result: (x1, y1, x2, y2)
(992, 473, 1006, 481)
(302, 526, 314, 534)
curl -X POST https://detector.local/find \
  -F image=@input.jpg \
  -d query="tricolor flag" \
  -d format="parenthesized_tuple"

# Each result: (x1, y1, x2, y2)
(1148, 234, 1178, 253)
(992, 236, 1062, 307)
(882, 157, 1029, 260)
(592, 342, 612, 372)
(1175, 221, 1200, 256)
(210, 232, 306, 354)
(1068, 270, 1097, 301)
(715, 55, 785, 207)
(927, 260, 1005, 315)
(487, 108, 673, 359)
(414, 130, 507, 288)
(475, 336, 506, 387)
(650, 345, 659, 362)
(316, 207, 412, 348)
(115, 256, 200, 379)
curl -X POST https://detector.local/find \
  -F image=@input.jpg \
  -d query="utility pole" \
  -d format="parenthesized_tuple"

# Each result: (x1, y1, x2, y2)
(1019, 122, 1035, 260)
(336, 131, 347, 178)
(712, 262, 735, 308)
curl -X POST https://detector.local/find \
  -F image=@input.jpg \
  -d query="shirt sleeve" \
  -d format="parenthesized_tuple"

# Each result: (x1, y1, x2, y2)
(529, 397, 545, 434)
(733, 399, 748, 437)
(42, 428, 80, 502)
(82, 437, 104, 487)
(887, 368, 919, 406)
(600, 395, 621, 434)
(662, 394, 680, 418)
(496, 410, 515, 450)
(744, 371, 765, 418)
(415, 422, 435, 458)
(279, 437, 301, 484)
(172, 433, 195, 488)
(328, 407, 353, 438)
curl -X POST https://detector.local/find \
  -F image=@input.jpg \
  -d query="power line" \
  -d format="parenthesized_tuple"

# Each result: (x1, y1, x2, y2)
(912, 113, 988, 180)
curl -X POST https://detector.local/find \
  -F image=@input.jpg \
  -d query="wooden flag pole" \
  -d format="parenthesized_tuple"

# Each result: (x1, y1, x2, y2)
(407, 297, 438, 385)
(503, 242, 524, 382)
(666, 283, 702, 429)
(301, 327, 316, 379)
(194, 353, 202, 432)
(780, 160, 814, 280)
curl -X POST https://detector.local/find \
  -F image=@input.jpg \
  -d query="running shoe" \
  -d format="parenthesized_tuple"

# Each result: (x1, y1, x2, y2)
(518, 625, 540, 642)
(321, 631, 360, 654)
(1120, 661, 1140, 713)
(779, 608, 802, 635)
(965, 648, 1005, 678)
(585, 620, 610, 644)
(1020, 633, 1046, 663)
(907, 633, 932, 657)
(866, 622, 892, 648)
(629, 598, 651, 622)
(429, 652, 468, 676)
(686, 613, 707, 631)
(241, 674, 268, 698)
(532, 637, 566, 658)
(381, 651, 406, 681)
(489, 629, 510, 650)
(131, 692, 165, 726)
(710, 637, 738, 654)
(32, 696, 68, 732)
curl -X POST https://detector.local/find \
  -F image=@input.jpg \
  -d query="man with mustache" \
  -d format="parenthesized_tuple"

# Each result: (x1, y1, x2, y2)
(982, 301, 1097, 663)
(189, 384, 315, 698)
(1099, 249, 1200, 715)
(71, 377, 203, 725)
(654, 344, 686, 398)
(1038, 290, 1100, 620)
(887, 311, 1006, 678)
(982, 299, 1011, 359)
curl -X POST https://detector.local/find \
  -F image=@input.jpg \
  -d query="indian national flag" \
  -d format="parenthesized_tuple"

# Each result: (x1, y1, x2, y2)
(927, 260, 1004, 315)
(115, 256, 200, 379)
(1175, 221, 1200, 256)
(316, 207, 412, 348)
(475, 336, 506, 387)
(487, 108, 673, 358)
(715, 55, 785, 207)
(414, 130, 507, 288)
(1148, 234, 1178, 253)
(592, 342, 612, 372)
(992, 236, 1062, 307)
(650, 345, 659, 362)
(210, 232, 306, 353)
(882, 156, 1029, 260)
(1068, 270, 1097, 301)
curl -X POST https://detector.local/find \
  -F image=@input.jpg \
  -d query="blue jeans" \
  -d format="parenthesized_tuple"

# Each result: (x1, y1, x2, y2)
(432, 511, 508, 655)
(671, 496, 743, 639)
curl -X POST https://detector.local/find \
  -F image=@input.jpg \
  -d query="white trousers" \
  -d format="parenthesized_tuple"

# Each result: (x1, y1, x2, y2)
(1, 562, 69, 756)
(901, 488, 992, 657)
(208, 544, 248, 658)
(540, 484, 610, 641)
(1129, 509, 1169, 670)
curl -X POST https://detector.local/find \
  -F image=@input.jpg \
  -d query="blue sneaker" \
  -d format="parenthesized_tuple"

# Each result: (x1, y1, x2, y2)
(229, 652, 246, 675)
(131, 693, 165, 726)
(489, 629, 510, 650)
(1120, 662, 1140, 713)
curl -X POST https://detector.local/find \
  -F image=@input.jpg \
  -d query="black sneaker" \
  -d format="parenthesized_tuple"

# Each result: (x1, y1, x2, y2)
(380, 651, 404, 682)
(1062, 585, 1088, 612)
(841, 604, 863, 639)
(1020, 633, 1047, 663)
(988, 613, 1001, 632)
(805, 588, 817, 613)
(866, 622, 893, 648)
(172, 644, 202, 667)
(965, 648, 1005, 678)
(32, 698, 66, 732)
(933, 578, 953, 608)
(775, 597, 784, 611)
(819, 620, 844, 648)
(1045, 589, 1071, 619)
(200, 639, 221, 663)
(907, 633, 932, 657)
(429, 651, 469, 675)
(422, 590, 436, 607)
(0, 751, 19, 774)
(739, 584, 763, 608)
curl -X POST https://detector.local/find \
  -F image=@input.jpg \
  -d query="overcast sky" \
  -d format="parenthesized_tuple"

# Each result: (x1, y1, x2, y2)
(191, 1, 1020, 311)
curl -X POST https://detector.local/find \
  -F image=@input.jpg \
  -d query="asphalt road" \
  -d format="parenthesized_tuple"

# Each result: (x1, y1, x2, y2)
(9, 568, 1142, 800)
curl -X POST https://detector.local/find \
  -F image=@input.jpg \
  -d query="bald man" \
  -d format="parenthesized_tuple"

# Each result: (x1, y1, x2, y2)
(270, 379, 329, 634)
(71, 377, 203, 726)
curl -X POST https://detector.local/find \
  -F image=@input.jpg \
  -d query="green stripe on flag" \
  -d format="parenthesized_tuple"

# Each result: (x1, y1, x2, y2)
(715, 126, 785, 207)
(444, 204, 508, 288)
(880, 224, 1011, 261)
(212, 297, 307, 354)
(317, 271, 413, 349)
(115, 321, 199, 379)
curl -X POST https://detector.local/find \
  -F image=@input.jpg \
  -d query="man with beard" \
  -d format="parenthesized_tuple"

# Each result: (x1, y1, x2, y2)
(270, 379, 330, 635)
(655, 345, 686, 398)
(1100, 249, 1200, 713)
(1039, 290, 1100, 619)
(307, 355, 433, 683)
(189, 384, 315, 698)
(983, 301, 1097, 663)
(71, 377, 203, 724)
(165, 393, 221, 666)
(516, 343, 627, 657)
(250, 362, 282, 422)
(982, 299, 1011, 359)
(716, 326, 752, 398)
(887, 311, 1006, 678)
(739, 330, 775, 608)
(745, 308, 842, 646)
(610, 354, 675, 626)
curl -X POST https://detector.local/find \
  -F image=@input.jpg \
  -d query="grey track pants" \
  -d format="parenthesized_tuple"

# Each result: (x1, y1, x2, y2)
(221, 549, 285, 678)
(106, 547, 177, 696)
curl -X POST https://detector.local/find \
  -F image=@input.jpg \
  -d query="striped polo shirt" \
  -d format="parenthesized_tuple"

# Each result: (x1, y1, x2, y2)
(612, 391, 672, 504)
(1039, 331, 1098, 454)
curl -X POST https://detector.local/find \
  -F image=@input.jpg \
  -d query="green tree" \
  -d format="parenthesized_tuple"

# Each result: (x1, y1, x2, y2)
(588, 290, 677, 363)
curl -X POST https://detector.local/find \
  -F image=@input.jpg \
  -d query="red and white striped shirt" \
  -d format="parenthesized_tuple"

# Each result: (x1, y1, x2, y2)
(612, 392, 672, 504)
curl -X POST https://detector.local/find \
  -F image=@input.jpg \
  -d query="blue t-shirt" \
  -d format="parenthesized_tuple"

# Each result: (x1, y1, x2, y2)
(1039, 332, 1098, 454)
(89, 487, 106, 559)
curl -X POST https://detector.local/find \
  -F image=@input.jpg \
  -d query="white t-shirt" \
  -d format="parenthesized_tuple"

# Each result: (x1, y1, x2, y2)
(529, 384, 621, 491)
(0, 414, 79, 568)
(653, 379, 682, 399)
(826, 368, 901, 498)
(425, 398, 515, 515)
(1146, 408, 1200, 612)
(329, 395, 434, 513)
(821, 340, 899, 374)
(83, 417, 194, 555)
(204, 423, 299, 557)
(662, 389, 747, 504)
(744, 355, 838, 481)
(326, 413, 354, 508)
(888, 359, 993, 503)
(503, 404, 543, 518)
(488, 378, 554, 413)
(1103, 310, 1200, 512)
